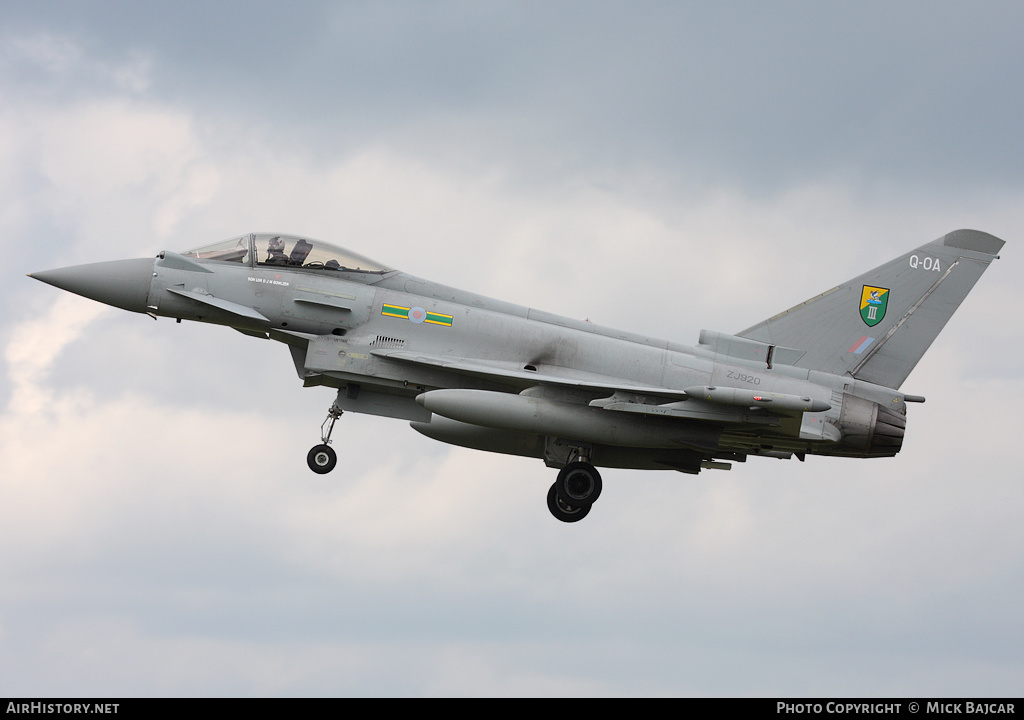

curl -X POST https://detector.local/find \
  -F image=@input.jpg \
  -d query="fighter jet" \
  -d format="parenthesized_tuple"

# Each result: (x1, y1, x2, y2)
(29, 229, 1004, 522)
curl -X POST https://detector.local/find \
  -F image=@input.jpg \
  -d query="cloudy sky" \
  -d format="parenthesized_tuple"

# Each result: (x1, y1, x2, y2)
(2, 1, 1022, 697)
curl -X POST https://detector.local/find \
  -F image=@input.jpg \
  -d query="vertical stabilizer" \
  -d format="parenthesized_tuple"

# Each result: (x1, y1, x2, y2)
(738, 230, 1004, 389)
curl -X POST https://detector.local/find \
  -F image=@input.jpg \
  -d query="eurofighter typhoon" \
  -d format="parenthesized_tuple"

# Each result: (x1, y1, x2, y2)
(30, 230, 1004, 522)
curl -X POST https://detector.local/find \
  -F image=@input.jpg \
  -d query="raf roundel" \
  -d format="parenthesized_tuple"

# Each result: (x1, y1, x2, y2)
(408, 306, 427, 323)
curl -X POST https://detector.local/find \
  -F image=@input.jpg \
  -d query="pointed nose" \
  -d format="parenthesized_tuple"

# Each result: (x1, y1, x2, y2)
(29, 258, 155, 313)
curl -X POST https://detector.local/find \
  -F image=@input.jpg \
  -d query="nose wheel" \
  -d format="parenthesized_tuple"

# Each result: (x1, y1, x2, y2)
(307, 444, 337, 474)
(307, 403, 343, 474)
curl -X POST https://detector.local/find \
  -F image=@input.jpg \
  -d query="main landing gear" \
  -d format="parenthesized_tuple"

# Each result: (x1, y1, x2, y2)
(547, 460, 603, 523)
(307, 404, 342, 474)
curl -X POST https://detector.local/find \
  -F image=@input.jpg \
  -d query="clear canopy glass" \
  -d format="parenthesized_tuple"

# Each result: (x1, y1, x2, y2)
(252, 233, 391, 273)
(180, 234, 393, 274)
(180, 236, 250, 263)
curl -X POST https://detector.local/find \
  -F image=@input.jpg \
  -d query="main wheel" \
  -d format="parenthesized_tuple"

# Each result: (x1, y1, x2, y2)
(307, 444, 337, 474)
(555, 461, 602, 507)
(547, 483, 591, 523)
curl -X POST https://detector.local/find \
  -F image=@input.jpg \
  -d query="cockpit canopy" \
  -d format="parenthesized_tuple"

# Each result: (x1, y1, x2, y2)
(180, 233, 393, 275)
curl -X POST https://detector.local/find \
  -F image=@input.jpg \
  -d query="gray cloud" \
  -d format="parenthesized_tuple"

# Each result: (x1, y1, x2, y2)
(7, 2, 1024, 192)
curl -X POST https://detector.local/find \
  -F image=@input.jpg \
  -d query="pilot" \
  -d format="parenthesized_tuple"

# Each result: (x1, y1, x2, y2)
(325, 259, 341, 270)
(265, 236, 288, 264)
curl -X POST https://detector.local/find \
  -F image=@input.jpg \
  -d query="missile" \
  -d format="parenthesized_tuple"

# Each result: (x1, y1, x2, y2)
(683, 386, 830, 413)
(416, 389, 720, 449)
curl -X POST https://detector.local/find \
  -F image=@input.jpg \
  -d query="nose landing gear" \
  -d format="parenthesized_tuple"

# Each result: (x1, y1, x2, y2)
(307, 444, 337, 474)
(307, 403, 343, 474)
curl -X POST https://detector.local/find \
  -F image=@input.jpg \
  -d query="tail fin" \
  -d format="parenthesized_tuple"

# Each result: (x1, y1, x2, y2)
(738, 229, 1005, 389)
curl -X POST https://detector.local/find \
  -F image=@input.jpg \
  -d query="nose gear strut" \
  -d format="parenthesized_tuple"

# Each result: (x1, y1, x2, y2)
(307, 403, 343, 474)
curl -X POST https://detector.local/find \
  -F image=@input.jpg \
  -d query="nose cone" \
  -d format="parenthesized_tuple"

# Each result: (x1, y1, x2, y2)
(30, 258, 155, 313)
